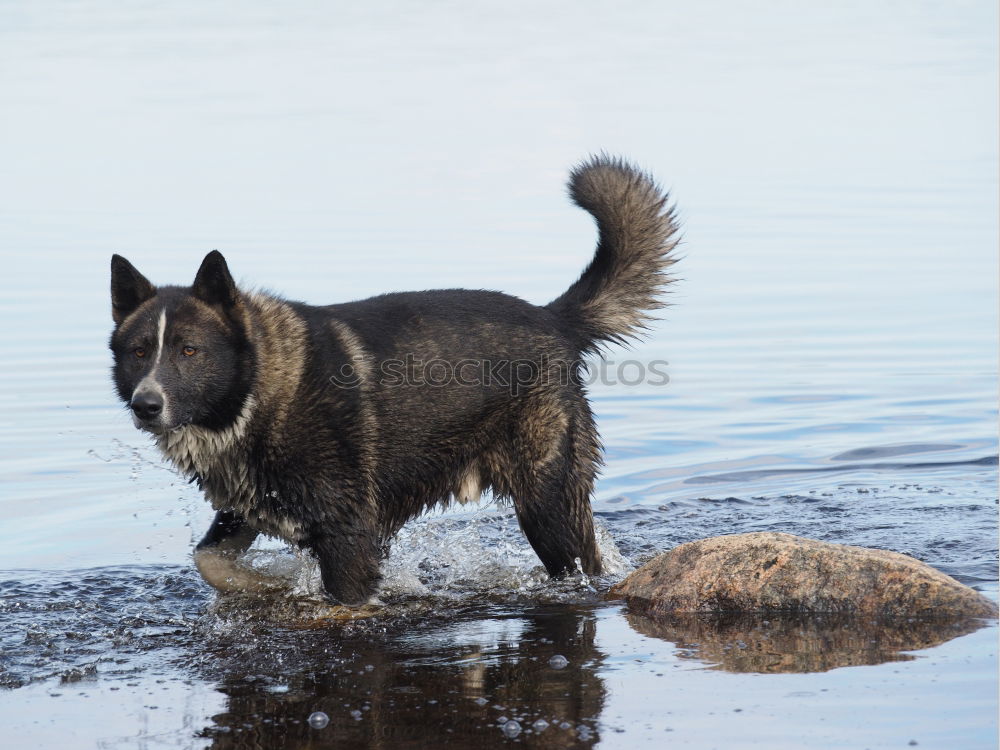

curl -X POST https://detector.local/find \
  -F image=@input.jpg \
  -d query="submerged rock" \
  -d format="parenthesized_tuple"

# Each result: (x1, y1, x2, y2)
(609, 532, 998, 619)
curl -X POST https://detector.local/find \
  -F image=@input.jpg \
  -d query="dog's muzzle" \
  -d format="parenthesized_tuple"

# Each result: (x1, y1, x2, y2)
(131, 389, 164, 429)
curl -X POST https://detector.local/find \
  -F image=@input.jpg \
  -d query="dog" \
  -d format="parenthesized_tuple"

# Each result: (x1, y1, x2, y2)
(109, 155, 679, 605)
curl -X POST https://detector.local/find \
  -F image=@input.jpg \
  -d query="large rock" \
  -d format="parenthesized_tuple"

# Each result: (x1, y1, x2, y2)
(609, 532, 998, 619)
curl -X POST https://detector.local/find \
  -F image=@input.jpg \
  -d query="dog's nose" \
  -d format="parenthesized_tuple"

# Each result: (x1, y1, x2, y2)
(131, 391, 163, 420)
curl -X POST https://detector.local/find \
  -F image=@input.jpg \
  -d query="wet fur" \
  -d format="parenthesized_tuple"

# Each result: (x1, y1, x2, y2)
(109, 155, 680, 605)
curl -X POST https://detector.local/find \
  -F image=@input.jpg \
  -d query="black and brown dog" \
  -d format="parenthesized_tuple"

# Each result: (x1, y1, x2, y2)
(109, 155, 679, 605)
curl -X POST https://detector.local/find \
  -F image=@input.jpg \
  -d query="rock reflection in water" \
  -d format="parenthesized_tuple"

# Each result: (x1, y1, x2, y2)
(198, 605, 605, 748)
(625, 610, 991, 674)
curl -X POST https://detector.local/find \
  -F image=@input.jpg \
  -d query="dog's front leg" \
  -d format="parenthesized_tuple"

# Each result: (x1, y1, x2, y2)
(193, 510, 279, 594)
(308, 529, 381, 607)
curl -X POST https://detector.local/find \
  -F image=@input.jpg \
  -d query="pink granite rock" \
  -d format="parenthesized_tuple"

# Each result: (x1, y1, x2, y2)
(609, 532, 998, 619)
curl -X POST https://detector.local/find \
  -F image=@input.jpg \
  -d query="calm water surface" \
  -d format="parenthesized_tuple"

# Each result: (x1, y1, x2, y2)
(0, 2, 997, 748)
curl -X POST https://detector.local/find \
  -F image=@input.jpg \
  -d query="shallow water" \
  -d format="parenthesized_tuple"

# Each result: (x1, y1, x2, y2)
(0, 1, 997, 748)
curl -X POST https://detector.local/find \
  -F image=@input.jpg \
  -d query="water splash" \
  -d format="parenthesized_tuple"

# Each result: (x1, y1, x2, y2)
(233, 507, 632, 609)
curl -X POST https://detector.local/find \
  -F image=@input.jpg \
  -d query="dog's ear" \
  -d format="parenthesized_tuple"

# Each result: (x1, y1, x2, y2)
(111, 255, 156, 323)
(192, 250, 238, 308)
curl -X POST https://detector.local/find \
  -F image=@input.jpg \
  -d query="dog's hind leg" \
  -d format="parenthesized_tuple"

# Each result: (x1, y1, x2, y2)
(508, 404, 604, 578)
(514, 465, 603, 577)
(193, 511, 279, 594)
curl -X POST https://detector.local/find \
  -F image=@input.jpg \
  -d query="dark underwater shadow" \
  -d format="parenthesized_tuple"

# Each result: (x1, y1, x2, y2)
(624, 610, 993, 673)
(193, 604, 607, 749)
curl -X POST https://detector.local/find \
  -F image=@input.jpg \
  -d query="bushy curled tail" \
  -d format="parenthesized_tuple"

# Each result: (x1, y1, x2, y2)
(547, 155, 680, 354)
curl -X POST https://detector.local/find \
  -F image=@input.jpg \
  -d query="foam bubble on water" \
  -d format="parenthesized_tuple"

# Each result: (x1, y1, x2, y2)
(548, 654, 569, 669)
(502, 719, 521, 738)
(307, 711, 329, 729)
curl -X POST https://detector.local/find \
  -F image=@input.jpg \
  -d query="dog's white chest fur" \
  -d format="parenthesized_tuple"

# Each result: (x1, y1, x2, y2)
(156, 398, 303, 543)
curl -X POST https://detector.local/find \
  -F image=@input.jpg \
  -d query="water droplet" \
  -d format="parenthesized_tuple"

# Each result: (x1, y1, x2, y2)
(548, 654, 569, 669)
(474, 696, 489, 706)
(532, 718, 550, 732)
(350, 709, 363, 720)
(308, 711, 329, 729)
(502, 720, 521, 738)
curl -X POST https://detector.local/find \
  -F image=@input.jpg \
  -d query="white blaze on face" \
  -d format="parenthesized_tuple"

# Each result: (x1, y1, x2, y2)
(152, 308, 166, 368)
(132, 309, 171, 427)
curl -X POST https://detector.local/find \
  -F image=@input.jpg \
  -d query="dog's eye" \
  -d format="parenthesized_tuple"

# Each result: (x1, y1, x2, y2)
(134, 347, 146, 359)
(182, 346, 197, 357)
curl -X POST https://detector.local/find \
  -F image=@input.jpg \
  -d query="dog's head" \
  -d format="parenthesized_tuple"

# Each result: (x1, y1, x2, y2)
(109, 251, 254, 435)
